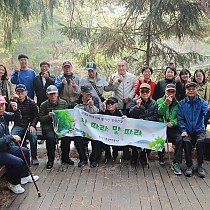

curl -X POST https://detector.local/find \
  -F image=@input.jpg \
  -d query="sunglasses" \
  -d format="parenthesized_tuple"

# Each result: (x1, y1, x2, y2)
(107, 101, 116, 105)
(140, 90, 150, 94)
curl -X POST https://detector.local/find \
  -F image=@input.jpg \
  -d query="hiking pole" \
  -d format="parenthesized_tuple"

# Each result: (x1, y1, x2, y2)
(20, 123, 30, 147)
(17, 142, 41, 197)
(52, 119, 64, 172)
(166, 137, 171, 167)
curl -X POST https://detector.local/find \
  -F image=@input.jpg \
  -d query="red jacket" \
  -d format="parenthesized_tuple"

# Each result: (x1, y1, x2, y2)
(135, 79, 156, 98)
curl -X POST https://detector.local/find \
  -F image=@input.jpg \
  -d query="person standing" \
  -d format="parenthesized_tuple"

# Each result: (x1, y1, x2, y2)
(0, 96, 39, 194)
(153, 66, 176, 101)
(9, 84, 39, 165)
(11, 54, 36, 100)
(34, 61, 55, 107)
(178, 82, 208, 178)
(55, 61, 80, 109)
(0, 64, 16, 105)
(111, 59, 137, 160)
(80, 61, 119, 107)
(135, 66, 156, 98)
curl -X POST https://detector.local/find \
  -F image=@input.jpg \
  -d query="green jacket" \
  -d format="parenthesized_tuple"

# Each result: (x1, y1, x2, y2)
(157, 96, 178, 126)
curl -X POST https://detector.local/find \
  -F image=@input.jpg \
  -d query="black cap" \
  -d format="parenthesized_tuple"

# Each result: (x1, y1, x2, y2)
(186, 82, 197, 89)
(18, 54, 29, 60)
(107, 97, 118, 103)
(81, 85, 92, 93)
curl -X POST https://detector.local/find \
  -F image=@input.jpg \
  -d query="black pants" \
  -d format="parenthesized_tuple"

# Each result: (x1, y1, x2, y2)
(183, 131, 205, 167)
(158, 126, 183, 164)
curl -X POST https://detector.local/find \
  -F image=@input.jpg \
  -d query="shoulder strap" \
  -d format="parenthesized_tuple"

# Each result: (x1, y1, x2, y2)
(204, 83, 207, 100)
(89, 81, 102, 98)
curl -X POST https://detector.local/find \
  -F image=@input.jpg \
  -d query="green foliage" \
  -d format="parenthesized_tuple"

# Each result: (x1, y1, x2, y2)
(53, 110, 75, 131)
(148, 136, 165, 150)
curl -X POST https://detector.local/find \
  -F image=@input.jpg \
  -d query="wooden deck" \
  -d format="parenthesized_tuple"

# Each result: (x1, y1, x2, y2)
(1, 146, 210, 210)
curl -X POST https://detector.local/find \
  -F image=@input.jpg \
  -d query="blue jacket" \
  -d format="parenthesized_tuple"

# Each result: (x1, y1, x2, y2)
(0, 110, 22, 152)
(177, 95, 208, 134)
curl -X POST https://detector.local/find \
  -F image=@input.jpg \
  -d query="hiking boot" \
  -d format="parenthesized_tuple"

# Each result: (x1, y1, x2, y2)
(21, 175, 39, 185)
(78, 159, 87, 167)
(38, 140, 45, 144)
(171, 163, 182, 175)
(197, 165, 206, 178)
(159, 156, 165, 165)
(31, 156, 39, 165)
(46, 161, 54, 169)
(90, 161, 97, 167)
(62, 159, 74, 165)
(8, 183, 25, 194)
(185, 165, 194, 177)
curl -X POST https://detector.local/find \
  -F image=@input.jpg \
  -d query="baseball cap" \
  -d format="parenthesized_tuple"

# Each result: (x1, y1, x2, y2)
(81, 85, 92, 94)
(166, 83, 176, 91)
(140, 83, 151, 90)
(18, 54, 29, 60)
(15, 84, 27, 91)
(62, 61, 72, 67)
(186, 82, 197, 89)
(86, 62, 97, 70)
(46, 85, 58, 94)
(107, 97, 118, 103)
(0, 96, 7, 104)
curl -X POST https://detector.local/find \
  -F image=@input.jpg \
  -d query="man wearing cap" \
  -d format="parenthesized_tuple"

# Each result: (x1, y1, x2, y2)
(0, 96, 39, 194)
(80, 61, 119, 107)
(157, 83, 183, 175)
(178, 82, 208, 178)
(11, 54, 36, 100)
(39, 85, 85, 169)
(74, 85, 100, 167)
(129, 83, 158, 165)
(100, 97, 127, 162)
(55, 61, 80, 109)
(8, 84, 39, 165)
(34, 61, 55, 107)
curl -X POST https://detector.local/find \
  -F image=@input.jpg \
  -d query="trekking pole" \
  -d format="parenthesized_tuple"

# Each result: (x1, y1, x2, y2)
(17, 142, 41, 197)
(166, 137, 171, 167)
(53, 119, 64, 172)
(20, 123, 30, 147)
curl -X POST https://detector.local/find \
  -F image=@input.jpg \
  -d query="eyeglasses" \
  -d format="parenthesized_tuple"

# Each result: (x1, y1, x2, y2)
(140, 90, 150, 94)
(107, 102, 116, 105)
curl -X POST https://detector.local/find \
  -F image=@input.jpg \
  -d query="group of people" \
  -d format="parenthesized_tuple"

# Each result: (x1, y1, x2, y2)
(0, 54, 210, 194)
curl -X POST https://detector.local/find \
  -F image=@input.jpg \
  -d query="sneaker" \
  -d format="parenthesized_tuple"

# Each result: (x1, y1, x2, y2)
(185, 165, 194, 177)
(90, 161, 97, 167)
(78, 159, 87, 167)
(171, 163, 182, 175)
(159, 156, 165, 165)
(8, 183, 25, 194)
(38, 140, 45, 144)
(31, 156, 39, 165)
(46, 161, 54, 169)
(21, 175, 39, 185)
(197, 165, 206, 178)
(62, 159, 74, 165)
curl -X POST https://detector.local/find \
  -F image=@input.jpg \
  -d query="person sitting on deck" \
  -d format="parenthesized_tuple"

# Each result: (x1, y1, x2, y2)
(177, 82, 208, 178)
(0, 96, 39, 194)
(157, 83, 183, 175)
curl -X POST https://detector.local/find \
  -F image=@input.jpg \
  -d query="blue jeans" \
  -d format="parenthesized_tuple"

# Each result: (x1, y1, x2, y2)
(11, 126, 38, 157)
(0, 146, 30, 185)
